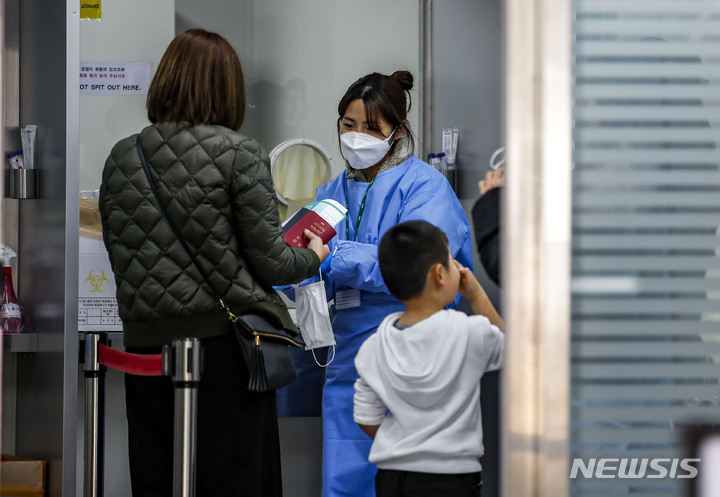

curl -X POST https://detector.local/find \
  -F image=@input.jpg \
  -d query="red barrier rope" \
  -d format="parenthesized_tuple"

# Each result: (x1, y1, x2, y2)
(98, 344, 163, 376)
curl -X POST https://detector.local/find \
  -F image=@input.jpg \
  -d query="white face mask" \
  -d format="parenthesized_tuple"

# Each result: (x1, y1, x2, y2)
(340, 128, 397, 170)
(294, 272, 336, 367)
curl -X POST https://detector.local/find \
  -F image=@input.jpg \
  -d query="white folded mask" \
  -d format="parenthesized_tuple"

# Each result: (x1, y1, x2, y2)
(294, 270, 336, 367)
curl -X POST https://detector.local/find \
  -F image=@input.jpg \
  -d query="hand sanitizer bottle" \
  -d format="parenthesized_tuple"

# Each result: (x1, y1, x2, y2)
(1, 244, 24, 334)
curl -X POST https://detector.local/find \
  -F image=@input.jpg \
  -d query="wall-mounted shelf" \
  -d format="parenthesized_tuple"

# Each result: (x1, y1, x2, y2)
(2, 333, 37, 353)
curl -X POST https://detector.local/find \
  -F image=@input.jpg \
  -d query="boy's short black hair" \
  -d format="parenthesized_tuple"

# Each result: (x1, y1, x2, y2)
(378, 220, 450, 301)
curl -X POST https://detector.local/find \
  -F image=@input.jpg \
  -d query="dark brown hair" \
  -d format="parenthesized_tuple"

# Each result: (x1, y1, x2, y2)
(147, 29, 245, 130)
(337, 70, 415, 152)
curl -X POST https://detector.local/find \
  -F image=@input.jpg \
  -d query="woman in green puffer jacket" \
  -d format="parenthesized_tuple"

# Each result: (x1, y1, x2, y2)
(99, 28, 329, 497)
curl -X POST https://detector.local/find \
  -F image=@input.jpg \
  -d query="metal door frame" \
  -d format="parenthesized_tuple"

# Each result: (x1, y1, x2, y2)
(502, 0, 573, 495)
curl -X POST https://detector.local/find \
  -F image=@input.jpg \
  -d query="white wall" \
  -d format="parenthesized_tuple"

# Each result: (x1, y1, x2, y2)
(79, 0, 174, 191)
(82, 0, 420, 185)
(177, 0, 420, 178)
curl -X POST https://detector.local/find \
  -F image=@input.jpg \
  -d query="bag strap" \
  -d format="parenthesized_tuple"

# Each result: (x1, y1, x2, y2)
(136, 134, 238, 322)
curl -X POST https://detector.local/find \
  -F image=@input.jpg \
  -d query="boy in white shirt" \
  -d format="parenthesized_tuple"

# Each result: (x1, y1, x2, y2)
(353, 220, 504, 497)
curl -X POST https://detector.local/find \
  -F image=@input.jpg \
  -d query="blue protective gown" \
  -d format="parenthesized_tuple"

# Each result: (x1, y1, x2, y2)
(302, 154, 473, 497)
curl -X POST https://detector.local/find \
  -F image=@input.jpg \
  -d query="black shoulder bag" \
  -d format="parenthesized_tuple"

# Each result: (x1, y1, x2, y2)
(136, 135, 303, 391)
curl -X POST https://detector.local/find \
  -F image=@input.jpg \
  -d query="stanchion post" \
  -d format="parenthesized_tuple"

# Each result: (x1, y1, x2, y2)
(82, 332, 107, 497)
(164, 338, 202, 497)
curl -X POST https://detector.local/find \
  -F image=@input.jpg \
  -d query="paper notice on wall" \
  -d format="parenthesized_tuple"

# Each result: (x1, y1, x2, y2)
(80, 62, 151, 95)
(79, 234, 122, 332)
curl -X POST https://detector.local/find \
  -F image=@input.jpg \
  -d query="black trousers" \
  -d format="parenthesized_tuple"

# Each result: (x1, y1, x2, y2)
(124, 332, 282, 497)
(376, 469, 482, 497)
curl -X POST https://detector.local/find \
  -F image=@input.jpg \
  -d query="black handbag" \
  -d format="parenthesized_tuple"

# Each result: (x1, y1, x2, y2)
(136, 135, 303, 392)
(231, 313, 302, 391)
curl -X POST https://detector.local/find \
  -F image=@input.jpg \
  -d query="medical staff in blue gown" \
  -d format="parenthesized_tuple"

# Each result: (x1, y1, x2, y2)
(291, 70, 473, 497)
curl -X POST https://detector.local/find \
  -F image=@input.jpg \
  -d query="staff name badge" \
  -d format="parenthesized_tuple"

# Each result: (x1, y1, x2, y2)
(334, 289, 361, 310)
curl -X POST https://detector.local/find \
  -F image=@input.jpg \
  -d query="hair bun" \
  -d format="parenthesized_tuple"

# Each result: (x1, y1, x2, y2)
(391, 70, 414, 91)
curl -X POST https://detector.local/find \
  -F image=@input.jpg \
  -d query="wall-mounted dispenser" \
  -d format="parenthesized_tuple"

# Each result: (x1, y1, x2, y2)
(5, 125, 38, 199)
(5, 168, 37, 199)
(441, 127, 459, 192)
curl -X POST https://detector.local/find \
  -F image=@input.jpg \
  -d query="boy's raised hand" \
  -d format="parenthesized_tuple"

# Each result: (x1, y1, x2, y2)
(454, 260, 504, 330)
(455, 260, 483, 301)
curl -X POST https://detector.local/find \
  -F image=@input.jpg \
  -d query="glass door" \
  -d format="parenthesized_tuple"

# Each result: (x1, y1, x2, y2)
(571, 1, 720, 495)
